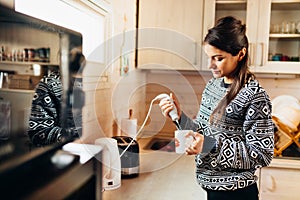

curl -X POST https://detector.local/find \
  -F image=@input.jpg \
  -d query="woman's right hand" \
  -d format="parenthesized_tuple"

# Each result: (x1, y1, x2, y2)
(185, 132, 204, 155)
(158, 93, 181, 119)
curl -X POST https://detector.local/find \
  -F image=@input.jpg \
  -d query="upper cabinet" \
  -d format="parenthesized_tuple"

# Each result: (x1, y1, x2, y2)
(202, 0, 300, 74)
(137, 0, 204, 71)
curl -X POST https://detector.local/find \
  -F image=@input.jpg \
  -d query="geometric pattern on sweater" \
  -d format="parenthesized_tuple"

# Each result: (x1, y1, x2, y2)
(27, 71, 80, 146)
(181, 77, 274, 191)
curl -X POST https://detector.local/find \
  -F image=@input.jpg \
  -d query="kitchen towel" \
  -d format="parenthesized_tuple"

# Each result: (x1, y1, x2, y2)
(121, 118, 137, 138)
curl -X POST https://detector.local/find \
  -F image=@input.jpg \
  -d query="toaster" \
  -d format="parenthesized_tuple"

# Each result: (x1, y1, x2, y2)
(112, 136, 139, 178)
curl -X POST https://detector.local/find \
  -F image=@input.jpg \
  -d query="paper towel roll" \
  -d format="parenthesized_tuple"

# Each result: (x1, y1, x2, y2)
(121, 118, 137, 138)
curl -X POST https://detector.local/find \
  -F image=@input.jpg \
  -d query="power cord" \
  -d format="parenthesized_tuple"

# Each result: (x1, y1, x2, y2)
(119, 98, 156, 158)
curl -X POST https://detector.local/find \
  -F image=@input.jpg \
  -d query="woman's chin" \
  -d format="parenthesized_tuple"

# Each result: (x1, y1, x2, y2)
(212, 72, 221, 78)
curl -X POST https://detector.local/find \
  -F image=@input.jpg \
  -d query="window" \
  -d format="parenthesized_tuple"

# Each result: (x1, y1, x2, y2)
(15, 0, 111, 63)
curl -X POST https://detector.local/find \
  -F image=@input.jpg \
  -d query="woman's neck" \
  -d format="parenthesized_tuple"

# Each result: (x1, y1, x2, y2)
(224, 76, 233, 84)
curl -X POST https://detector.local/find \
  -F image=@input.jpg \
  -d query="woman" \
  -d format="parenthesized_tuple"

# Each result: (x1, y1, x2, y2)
(159, 16, 274, 200)
(27, 48, 85, 146)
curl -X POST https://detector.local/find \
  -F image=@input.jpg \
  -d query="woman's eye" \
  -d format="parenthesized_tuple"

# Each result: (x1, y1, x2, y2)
(216, 57, 223, 62)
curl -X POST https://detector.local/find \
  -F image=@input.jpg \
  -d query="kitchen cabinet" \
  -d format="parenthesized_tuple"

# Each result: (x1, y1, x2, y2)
(137, 0, 204, 70)
(202, 0, 300, 74)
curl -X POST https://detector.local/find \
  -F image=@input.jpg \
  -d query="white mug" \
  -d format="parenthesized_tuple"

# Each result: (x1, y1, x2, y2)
(174, 130, 194, 154)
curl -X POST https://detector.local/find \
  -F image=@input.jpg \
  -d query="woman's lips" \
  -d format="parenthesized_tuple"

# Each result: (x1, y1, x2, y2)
(211, 70, 220, 75)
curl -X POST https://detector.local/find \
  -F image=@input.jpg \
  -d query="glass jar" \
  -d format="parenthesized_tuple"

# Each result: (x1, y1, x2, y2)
(296, 21, 300, 34)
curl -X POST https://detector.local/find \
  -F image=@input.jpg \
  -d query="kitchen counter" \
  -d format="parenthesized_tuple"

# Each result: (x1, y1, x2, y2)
(268, 156, 300, 169)
(103, 137, 300, 200)
(103, 137, 206, 200)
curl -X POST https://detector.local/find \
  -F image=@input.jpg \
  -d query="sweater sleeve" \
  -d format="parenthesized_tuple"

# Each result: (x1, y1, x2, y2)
(179, 112, 218, 153)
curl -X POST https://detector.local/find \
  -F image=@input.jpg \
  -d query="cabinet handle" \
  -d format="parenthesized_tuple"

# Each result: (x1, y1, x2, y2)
(249, 43, 256, 67)
(194, 42, 197, 66)
(260, 43, 265, 67)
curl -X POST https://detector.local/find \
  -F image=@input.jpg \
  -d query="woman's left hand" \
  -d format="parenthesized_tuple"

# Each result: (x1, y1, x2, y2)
(185, 132, 204, 155)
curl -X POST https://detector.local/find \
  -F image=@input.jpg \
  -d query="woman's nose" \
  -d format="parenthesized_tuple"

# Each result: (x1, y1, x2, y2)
(208, 59, 215, 69)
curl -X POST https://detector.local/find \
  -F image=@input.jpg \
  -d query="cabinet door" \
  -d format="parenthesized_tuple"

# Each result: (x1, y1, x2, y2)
(137, 0, 203, 70)
(260, 166, 300, 200)
(247, 0, 271, 70)
(256, 0, 300, 74)
(202, 0, 255, 71)
(202, 0, 300, 74)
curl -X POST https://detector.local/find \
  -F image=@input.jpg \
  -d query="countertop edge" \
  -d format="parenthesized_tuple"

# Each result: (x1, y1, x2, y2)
(268, 157, 300, 169)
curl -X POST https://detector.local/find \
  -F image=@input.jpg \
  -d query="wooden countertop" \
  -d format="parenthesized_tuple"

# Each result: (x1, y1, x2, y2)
(102, 137, 206, 200)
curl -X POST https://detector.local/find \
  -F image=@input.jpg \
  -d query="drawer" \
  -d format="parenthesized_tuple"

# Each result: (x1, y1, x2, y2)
(259, 166, 300, 200)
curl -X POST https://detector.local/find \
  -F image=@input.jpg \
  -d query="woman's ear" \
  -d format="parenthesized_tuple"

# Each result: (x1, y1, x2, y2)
(238, 47, 247, 61)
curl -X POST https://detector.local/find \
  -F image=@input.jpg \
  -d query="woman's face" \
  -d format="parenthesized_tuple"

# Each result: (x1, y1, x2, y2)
(204, 44, 240, 83)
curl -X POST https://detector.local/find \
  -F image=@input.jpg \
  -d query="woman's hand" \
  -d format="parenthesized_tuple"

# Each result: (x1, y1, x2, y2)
(185, 132, 204, 155)
(158, 93, 181, 119)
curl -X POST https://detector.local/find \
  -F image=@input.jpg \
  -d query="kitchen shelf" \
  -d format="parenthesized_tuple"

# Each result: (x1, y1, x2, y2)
(216, 0, 246, 4)
(0, 60, 58, 66)
(269, 33, 300, 38)
(272, 2, 300, 10)
(0, 61, 59, 76)
(0, 88, 35, 93)
(216, 2, 246, 10)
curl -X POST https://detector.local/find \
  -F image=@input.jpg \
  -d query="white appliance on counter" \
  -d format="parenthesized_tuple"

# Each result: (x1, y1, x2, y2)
(63, 141, 121, 191)
(62, 142, 103, 164)
(95, 137, 121, 191)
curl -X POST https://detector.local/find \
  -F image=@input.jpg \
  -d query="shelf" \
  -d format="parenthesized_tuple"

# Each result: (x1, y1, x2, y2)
(255, 61, 300, 74)
(0, 61, 59, 76)
(269, 33, 300, 38)
(216, 1, 246, 10)
(216, 0, 246, 2)
(271, 1, 300, 11)
(0, 88, 35, 93)
(0, 61, 59, 66)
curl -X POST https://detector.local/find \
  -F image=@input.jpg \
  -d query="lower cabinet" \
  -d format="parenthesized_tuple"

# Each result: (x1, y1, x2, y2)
(259, 159, 300, 200)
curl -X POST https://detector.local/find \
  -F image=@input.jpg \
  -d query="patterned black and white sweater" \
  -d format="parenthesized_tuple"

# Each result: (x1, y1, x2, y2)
(180, 77, 274, 191)
(27, 71, 82, 146)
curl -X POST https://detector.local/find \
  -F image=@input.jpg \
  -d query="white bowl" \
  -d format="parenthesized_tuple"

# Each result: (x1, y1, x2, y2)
(272, 95, 300, 132)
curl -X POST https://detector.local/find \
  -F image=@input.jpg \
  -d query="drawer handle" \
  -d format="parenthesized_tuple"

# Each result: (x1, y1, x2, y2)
(266, 175, 276, 192)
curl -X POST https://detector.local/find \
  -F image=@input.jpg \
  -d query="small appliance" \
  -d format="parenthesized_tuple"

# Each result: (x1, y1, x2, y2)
(95, 137, 121, 190)
(113, 136, 140, 178)
(153, 93, 181, 130)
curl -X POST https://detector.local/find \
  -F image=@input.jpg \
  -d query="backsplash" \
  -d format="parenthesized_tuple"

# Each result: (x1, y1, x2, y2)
(144, 70, 300, 138)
